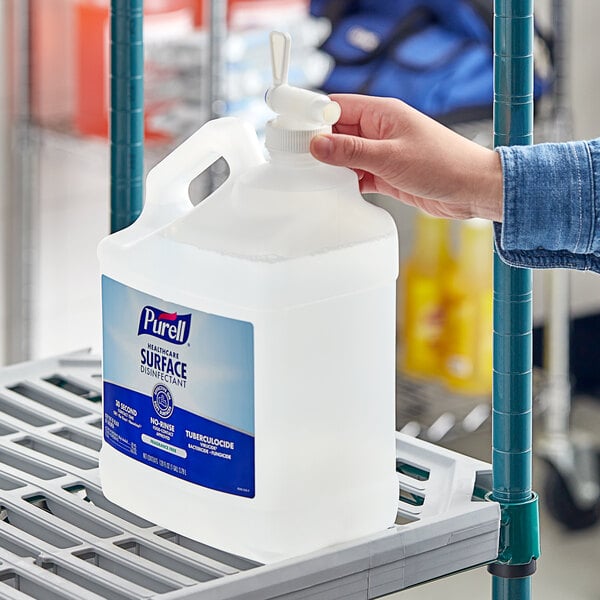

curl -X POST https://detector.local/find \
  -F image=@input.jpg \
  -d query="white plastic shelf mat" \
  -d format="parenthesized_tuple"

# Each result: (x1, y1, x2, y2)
(0, 351, 499, 600)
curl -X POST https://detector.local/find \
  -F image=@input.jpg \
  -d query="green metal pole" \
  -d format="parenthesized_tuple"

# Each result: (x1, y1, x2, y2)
(493, 576, 532, 600)
(110, 0, 144, 233)
(489, 1, 540, 598)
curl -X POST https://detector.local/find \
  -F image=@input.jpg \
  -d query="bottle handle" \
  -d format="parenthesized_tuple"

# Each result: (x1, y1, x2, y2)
(143, 117, 264, 215)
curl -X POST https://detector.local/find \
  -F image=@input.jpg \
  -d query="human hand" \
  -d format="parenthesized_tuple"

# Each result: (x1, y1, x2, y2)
(310, 94, 503, 222)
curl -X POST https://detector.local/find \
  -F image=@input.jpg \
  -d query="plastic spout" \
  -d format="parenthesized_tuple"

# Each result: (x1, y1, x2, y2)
(265, 31, 340, 130)
(266, 84, 341, 128)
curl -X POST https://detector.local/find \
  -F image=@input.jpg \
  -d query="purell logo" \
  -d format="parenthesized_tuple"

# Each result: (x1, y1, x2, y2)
(137, 307, 191, 345)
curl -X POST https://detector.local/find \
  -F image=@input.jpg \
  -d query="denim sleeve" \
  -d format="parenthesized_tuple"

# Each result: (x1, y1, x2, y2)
(493, 138, 600, 273)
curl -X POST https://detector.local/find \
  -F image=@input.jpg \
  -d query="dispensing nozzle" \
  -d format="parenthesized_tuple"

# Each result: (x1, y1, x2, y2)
(264, 31, 341, 152)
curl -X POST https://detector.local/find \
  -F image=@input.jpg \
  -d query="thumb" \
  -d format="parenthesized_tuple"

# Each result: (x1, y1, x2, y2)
(310, 133, 391, 174)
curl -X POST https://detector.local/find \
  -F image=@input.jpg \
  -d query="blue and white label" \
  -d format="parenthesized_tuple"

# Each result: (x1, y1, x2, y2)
(102, 276, 255, 498)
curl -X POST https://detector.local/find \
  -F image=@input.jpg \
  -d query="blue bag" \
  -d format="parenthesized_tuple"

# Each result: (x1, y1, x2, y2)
(314, 0, 552, 124)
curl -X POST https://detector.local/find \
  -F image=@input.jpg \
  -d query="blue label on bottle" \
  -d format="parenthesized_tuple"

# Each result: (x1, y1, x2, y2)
(102, 276, 255, 498)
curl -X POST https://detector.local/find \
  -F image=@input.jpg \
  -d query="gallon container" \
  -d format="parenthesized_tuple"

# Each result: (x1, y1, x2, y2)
(99, 32, 399, 563)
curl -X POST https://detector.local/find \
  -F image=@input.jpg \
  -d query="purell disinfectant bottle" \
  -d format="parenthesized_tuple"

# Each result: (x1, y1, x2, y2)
(98, 32, 399, 563)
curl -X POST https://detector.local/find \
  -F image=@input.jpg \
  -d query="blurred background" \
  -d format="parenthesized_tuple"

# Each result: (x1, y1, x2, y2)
(0, 1, 598, 597)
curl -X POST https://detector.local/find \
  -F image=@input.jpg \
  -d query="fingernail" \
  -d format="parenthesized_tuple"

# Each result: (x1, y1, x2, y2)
(311, 134, 333, 159)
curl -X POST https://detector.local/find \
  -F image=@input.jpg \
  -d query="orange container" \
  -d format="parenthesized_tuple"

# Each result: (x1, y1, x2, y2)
(74, 0, 195, 139)
(31, 0, 75, 128)
(193, 0, 205, 28)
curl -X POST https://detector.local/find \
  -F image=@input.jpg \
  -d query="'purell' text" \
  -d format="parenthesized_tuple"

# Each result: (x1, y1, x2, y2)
(137, 307, 191, 345)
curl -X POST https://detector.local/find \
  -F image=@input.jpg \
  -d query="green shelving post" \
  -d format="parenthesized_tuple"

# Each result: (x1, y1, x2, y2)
(489, 1, 541, 599)
(110, 0, 144, 233)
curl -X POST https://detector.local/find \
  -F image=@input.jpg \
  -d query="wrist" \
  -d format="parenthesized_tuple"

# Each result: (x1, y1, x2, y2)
(471, 148, 504, 222)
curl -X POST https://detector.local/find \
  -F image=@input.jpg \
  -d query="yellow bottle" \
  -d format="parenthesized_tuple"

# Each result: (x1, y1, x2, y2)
(441, 218, 493, 395)
(399, 211, 452, 378)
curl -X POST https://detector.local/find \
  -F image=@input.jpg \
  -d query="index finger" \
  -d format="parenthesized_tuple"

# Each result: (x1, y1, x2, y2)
(328, 94, 405, 139)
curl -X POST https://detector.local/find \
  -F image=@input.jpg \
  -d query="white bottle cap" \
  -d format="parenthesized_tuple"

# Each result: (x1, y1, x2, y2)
(265, 31, 341, 153)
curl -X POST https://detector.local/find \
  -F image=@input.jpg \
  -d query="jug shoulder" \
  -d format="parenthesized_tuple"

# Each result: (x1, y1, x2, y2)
(238, 159, 358, 193)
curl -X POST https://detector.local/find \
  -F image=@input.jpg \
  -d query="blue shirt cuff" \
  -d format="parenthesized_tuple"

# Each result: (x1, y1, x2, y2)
(494, 139, 600, 273)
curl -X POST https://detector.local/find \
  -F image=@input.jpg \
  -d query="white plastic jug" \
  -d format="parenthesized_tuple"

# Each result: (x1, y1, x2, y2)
(99, 32, 399, 563)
